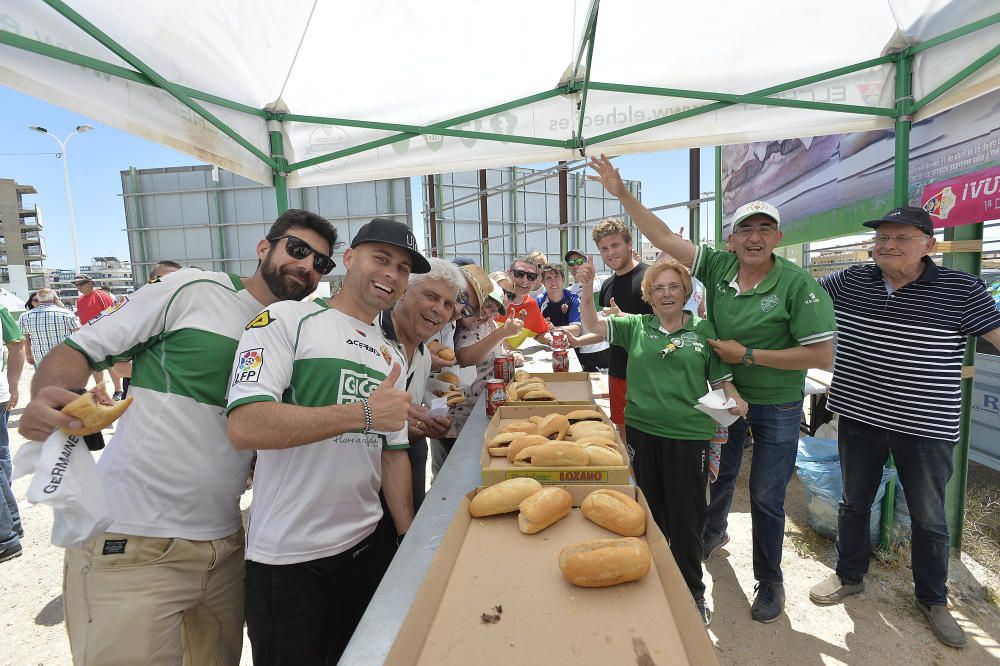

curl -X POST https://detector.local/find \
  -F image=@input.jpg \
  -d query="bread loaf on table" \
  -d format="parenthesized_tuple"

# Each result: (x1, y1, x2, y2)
(580, 489, 646, 536)
(517, 487, 572, 534)
(558, 537, 651, 587)
(487, 432, 527, 457)
(584, 445, 623, 467)
(469, 478, 544, 517)
(527, 443, 589, 467)
(505, 434, 551, 463)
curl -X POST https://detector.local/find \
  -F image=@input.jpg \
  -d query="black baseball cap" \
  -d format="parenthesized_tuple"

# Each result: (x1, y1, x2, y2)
(351, 218, 430, 273)
(862, 207, 933, 236)
(564, 248, 586, 262)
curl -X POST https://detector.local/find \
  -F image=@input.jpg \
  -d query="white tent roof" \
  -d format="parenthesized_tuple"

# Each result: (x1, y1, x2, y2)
(2, 0, 999, 187)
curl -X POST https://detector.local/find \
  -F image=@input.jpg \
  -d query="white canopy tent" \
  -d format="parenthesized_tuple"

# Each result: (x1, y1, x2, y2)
(2, 0, 999, 192)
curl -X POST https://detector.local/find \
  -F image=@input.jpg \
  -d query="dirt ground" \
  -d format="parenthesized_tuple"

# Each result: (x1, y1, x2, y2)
(2, 366, 999, 665)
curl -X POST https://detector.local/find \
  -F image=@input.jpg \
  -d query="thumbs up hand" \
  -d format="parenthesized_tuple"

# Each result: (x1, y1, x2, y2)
(603, 296, 622, 317)
(368, 363, 411, 432)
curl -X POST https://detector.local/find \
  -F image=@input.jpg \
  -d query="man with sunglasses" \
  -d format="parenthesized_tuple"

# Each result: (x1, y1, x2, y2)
(496, 256, 553, 349)
(19, 209, 337, 666)
(588, 154, 836, 625)
(226, 217, 425, 665)
(565, 249, 611, 371)
(809, 207, 1000, 648)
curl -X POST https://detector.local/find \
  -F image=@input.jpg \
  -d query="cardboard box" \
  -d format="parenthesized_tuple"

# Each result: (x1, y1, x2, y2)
(482, 405, 630, 486)
(505, 371, 595, 406)
(384, 485, 718, 665)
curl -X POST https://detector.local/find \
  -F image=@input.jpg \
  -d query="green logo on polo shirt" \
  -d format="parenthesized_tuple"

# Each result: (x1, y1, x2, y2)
(760, 294, 779, 312)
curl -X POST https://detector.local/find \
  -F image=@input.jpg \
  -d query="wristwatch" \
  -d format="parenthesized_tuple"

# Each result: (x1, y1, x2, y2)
(740, 347, 755, 366)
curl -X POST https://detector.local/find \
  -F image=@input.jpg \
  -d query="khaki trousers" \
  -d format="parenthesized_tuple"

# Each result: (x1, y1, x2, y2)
(63, 529, 245, 666)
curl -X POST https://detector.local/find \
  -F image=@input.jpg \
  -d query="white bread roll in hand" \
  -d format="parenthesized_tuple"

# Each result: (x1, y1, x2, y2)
(559, 537, 651, 587)
(61, 391, 134, 436)
(470, 478, 544, 517)
(581, 489, 646, 536)
(518, 487, 572, 534)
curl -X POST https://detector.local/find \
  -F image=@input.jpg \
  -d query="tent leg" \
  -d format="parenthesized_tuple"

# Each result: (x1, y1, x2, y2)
(269, 125, 289, 214)
(714, 146, 723, 248)
(689, 148, 700, 244)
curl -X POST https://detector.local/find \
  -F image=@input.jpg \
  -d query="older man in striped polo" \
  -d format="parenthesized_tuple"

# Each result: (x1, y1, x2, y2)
(812, 206, 1000, 649)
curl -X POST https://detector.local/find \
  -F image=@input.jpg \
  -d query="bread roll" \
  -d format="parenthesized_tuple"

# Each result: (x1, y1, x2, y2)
(499, 421, 537, 435)
(487, 432, 526, 457)
(569, 421, 614, 439)
(446, 393, 465, 406)
(537, 414, 569, 441)
(565, 409, 604, 424)
(61, 392, 134, 436)
(505, 381, 520, 399)
(558, 537, 651, 587)
(585, 445, 623, 466)
(469, 478, 543, 517)
(574, 435, 618, 450)
(436, 347, 456, 362)
(581, 489, 646, 536)
(437, 372, 461, 387)
(506, 434, 551, 462)
(517, 487, 572, 534)
(511, 445, 542, 466)
(513, 369, 532, 383)
(523, 389, 555, 401)
(528, 443, 589, 467)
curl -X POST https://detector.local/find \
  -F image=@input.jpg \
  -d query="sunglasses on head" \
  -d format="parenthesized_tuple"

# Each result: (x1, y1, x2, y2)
(456, 289, 478, 318)
(567, 257, 586, 266)
(502, 289, 517, 301)
(268, 235, 336, 275)
(511, 269, 538, 281)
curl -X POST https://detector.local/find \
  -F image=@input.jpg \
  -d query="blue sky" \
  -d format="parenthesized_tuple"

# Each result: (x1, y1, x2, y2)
(0, 85, 716, 269)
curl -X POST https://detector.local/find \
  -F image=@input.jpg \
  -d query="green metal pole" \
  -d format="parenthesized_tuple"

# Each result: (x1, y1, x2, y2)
(879, 51, 913, 552)
(715, 146, 724, 249)
(943, 223, 982, 550)
(269, 125, 289, 214)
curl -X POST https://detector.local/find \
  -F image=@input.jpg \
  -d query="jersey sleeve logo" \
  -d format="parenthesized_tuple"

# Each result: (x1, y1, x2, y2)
(245, 310, 274, 330)
(233, 348, 264, 384)
(89, 297, 129, 324)
(804, 292, 819, 304)
(380, 345, 393, 366)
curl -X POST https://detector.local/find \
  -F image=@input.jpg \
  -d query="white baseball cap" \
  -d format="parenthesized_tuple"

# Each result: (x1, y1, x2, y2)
(732, 200, 780, 227)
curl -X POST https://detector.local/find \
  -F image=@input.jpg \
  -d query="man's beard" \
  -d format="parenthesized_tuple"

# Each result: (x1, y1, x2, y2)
(261, 255, 314, 301)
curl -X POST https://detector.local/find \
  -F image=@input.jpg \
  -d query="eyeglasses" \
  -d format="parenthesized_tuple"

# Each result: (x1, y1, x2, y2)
(567, 258, 586, 266)
(267, 235, 336, 274)
(503, 289, 517, 301)
(873, 234, 924, 245)
(511, 269, 538, 281)
(456, 289, 477, 318)
(733, 224, 777, 236)
(651, 283, 685, 295)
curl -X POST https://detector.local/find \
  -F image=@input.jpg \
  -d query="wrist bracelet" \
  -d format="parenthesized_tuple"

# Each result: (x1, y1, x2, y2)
(361, 398, 374, 433)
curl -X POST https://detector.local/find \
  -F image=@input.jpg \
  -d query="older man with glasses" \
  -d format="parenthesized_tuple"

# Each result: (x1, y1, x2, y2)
(588, 154, 836, 624)
(809, 207, 1000, 648)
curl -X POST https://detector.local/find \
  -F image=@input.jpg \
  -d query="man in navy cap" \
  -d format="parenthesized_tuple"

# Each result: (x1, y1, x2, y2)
(810, 207, 1000, 649)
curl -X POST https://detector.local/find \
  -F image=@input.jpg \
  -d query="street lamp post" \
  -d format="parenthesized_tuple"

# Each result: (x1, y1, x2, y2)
(28, 124, 94, 275)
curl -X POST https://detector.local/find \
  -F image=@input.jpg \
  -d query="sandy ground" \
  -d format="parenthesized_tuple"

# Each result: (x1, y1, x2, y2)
(2, 366, 999, 665)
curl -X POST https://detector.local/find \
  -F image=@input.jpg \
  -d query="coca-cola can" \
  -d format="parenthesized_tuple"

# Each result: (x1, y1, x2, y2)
(551, 330, 567, 350)
(493, 356, 507, 381)
(503, 354, 515, 381)
(553, 349, 569, 372)
(485, 379, 507, 416)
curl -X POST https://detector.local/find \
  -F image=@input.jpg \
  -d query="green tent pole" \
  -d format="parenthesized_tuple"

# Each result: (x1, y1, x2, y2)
(879, 51, 913, 551)
(714, 146, 724, 249)
(269, 124, 289, 214)
(942, 222, 981, 551)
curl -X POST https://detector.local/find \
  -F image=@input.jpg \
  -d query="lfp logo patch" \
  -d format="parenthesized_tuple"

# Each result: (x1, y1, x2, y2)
(233, 348, 264, 384)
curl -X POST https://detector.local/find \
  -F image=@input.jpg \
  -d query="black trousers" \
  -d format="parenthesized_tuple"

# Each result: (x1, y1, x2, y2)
(574, 347, 609, 372)
(244, 530, 387, 665)
(408, 436, 428, 512)
(627, 425, 709, 600)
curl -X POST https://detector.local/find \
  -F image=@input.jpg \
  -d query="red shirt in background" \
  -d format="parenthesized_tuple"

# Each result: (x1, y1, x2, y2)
(495, 297, 548, 348)
(76, 289, 115, 325)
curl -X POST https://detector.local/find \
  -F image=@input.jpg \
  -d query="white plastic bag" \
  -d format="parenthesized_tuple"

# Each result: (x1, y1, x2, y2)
(12, 430, 112, 548)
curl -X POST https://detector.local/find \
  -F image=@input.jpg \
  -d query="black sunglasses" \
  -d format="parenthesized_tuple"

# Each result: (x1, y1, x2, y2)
(511, 269, 538, 281)
(456, 289, 477, 318)
(268, 235, 336, 275)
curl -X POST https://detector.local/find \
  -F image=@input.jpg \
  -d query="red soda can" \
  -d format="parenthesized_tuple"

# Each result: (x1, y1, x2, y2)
(485, 379, 507, 416)
(552, 330, 567, 350)
(553, 349, 569, 372)
(493, 356, 507, 381)
(505, 355, 515, 381)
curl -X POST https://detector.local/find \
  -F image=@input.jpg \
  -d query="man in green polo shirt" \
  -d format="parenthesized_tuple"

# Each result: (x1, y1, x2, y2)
(588, 154, 835, 624)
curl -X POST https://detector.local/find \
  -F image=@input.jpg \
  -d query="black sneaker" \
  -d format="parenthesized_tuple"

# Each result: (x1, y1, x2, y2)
(0, 541, 22, 564)
(702, 532, 730, 562)
(751, 581, 785, 623)
(695, 597, 712, 627)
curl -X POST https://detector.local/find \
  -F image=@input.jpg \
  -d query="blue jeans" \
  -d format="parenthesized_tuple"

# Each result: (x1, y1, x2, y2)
(0, 403, 20, 547)
(704, 400, 803, 584)
(836, 416, 953, 606)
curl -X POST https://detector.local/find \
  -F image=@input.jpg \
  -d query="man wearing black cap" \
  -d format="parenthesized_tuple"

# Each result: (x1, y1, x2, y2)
(563, 249, 610, 371)
(810, 207, 1000, 649)
(227, 217, 426, 664)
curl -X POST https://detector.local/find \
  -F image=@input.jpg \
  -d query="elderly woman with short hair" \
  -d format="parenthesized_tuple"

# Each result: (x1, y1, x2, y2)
(577, 256, 748, 626)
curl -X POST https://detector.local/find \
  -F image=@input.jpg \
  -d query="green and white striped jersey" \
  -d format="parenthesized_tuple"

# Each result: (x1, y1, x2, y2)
(66, 269, 263, 540)
(226, 299, 408, 565)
